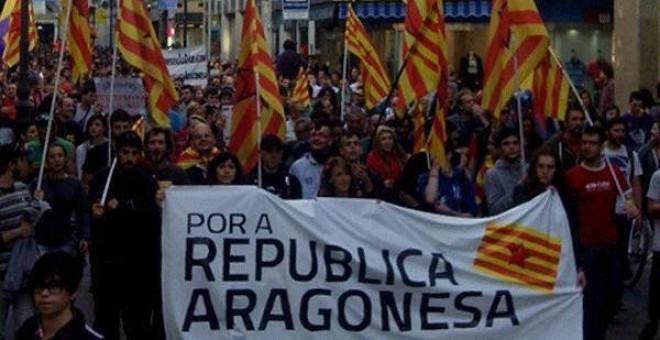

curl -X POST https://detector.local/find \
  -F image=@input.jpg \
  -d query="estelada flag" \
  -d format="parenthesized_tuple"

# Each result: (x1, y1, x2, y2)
(473, 222, 561, 293)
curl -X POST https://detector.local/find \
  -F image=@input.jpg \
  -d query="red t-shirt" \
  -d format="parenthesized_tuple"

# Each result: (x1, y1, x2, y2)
(567, 163, 630, 246)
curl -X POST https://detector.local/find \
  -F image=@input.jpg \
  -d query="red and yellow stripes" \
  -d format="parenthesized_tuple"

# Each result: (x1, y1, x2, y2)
(230, 0, 285, 172)
(117, 0, 177, 126)
(2, 0, 37, 67)
(397, 0, 444, 108)
(531, 52, 569, 121)
(482, 0, 549, 118)
(410, 101, 427, 153)
(473, 223, 562, 293)
(291, 67, 310, 107)
(67, 0, 93, 83)
(344, 5, 389, 109)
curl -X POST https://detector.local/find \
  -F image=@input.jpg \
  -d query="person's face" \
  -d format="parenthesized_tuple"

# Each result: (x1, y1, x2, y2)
(46, 146, 66, 174)
(5, 84, 16, 98)
(353, 92, 365, 106)
(182, 89, 193, 102)
(346, 114, 365, 135)
(566, 110, 585, 136)
(215, 160, 237, 184)
(195, 89, 205, 101)
(396, 121, 412, 139)
(630, 99, 643, 115)
(607, 123, 626, 147)
(23, 125, 38, 143)
(487, 135, 500, 158)
(652, 123, 660, 142)
(262, 149, 282, 171)
(111, 120, 131, 138)
(146, 133, 168, 163)
(83, 91, 96, 105)
(581, 133, 603, 162)
(499, 136, 520, 162)
(307, 74, 317, 86)
(33, 281, 75, 319)
(88, 119, 105, 139)
(309, 126, 331, 151)
(191, 125, 215, 153)
(536, 155, 556, 186)
(605, 108, 619, 121)
(321, 99, 334, 114)
(295, 123, 310, 142)
(340, 136, 362, 163)
(366, 115, 380, 135)
(118, 146, 140, 168)
(330, 165, 352, 196)
(380, 131, 395, 153)
(459, 93, 475, 113)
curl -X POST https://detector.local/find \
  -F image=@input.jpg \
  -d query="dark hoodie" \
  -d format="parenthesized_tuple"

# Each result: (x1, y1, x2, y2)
(484, 158, 526, 215)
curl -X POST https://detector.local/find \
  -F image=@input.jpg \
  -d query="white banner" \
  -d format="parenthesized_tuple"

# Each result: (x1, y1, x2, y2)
(163, 187, 582, 339)
(164, 46, 208, 86)
(94, 77, 146, 116)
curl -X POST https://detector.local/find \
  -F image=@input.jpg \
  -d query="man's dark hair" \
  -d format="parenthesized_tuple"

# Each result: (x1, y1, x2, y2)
(283, 40, 296, 51)
(606, 116, 627, 132)
(582, 125, 606, 144)
(629, 91, 644, 103)
(115, 131, 143, 151)
(80, 79, 96, 96)
(0, 143, 25, 174)
(204, 86, 219, 98)
(110, 109, 131, 124)
(145, 127, 174, 154)
(27, 252, 83, 295)
(494, 127, 520, 146)
(261, 134, 283, 152)
(565, 105, 585, 119)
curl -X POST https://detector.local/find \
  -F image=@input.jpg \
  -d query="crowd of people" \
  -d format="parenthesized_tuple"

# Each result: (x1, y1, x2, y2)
(0, 41, 654, 339)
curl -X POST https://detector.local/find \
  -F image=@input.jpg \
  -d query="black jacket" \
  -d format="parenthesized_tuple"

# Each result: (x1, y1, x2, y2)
(16, 308, 103, 340)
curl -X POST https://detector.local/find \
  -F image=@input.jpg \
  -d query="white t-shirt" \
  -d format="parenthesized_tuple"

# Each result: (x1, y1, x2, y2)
(646, 170, 660, 251)
(604, 145, 643, 215)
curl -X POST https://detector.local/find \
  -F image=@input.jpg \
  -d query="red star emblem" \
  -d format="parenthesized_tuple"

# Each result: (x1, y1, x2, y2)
(507, 243, 531, 268)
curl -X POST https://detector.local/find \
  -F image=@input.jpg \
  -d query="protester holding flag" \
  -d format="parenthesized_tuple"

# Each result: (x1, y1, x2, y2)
(543, 106, 587, 170)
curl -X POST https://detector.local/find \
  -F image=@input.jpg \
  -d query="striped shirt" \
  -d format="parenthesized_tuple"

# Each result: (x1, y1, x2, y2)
(0, 182, 38, 277)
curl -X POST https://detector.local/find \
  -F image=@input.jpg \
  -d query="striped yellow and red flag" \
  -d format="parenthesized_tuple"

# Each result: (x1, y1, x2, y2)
(424, 0, 449, 165)
(397, 0, 445, 108)
(344, 5, 389, 109)
(481, 0, 550, 118)
(2, 0, 37, 67)
(230, 0, 285, 172)
(66, 0, 93, 83)
(531, 52, 569, 121)
(410, 101, 427, 153)
(291, 67, 310, 107)
(473, 222, 562, 293)
(117, 0, 178, 127)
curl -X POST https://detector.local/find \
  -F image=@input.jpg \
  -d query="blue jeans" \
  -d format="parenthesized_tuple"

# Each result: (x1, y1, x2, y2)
(581, 245, 623, 340)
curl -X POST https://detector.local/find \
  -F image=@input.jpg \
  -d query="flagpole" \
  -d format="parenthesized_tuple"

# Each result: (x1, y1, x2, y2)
(36, 0, 73, 192)
(100, 158, 118, 206)
(255, 72, 262, 188)
(108, 4, 120, 166)
(509, 30, 526, 178)
(548, 47, 594, 125)
(341, 40, 348, 120)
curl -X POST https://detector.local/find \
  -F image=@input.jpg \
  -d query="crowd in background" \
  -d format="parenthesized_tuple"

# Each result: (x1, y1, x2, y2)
(0, 40, 655, 339)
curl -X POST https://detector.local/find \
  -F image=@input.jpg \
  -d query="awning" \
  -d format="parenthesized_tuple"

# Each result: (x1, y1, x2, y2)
(338, 0, 491, 20)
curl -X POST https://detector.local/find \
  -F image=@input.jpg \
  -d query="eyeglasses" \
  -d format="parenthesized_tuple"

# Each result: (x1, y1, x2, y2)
(34, 285, 63, 295)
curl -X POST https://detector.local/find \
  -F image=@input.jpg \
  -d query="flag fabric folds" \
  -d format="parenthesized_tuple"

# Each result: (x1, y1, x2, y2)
(230, 0, 286, 172)
(530, 52, 569, 121)
(397, 0, 444, 107)
(117, 0, 178, 126)
(67, 0, 93, 83)
(474, 222, 562, 293)
(344, 5, 389, 109)
(481, 0, 550, 118)
(1, 0, 37, 67)
(291, 67, 310, 107)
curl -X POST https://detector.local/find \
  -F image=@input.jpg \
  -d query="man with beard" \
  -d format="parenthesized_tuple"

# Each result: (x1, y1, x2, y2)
(176, 122, 221, 185)
(248, 135, 301, 199)
(544, 106, 586, 170)
(339, 132, 378, 198)
(89, 131, 160, 340)
(143, 127, 189, 187)
(289, 120, 332, 198)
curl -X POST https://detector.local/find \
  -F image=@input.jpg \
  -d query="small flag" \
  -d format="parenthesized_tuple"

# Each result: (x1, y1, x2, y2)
(473, 222, 562, 293)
